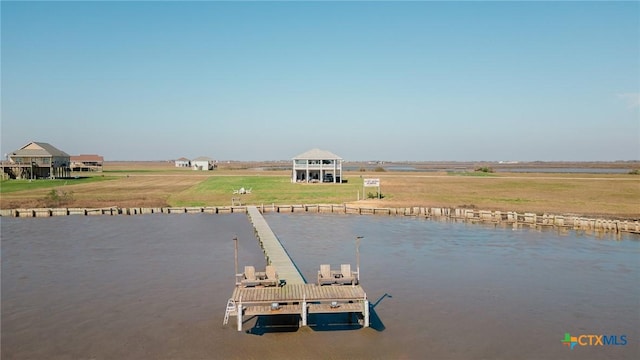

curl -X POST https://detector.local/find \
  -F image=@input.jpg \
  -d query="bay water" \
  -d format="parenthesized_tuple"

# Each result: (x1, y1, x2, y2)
(2, 213, 638, 359)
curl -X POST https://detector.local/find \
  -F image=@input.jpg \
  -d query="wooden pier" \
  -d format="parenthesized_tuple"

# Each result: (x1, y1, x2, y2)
(224, 206, 370, 331)
(224, 284, 369, 331)
(246, 206, 306, 285)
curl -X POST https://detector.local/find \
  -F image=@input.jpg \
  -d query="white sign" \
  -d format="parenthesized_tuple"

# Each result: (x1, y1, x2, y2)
(364, 178, 380, 187)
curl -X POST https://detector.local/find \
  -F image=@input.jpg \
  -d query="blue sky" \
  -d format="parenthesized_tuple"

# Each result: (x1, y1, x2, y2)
(2, 1, 638, 161)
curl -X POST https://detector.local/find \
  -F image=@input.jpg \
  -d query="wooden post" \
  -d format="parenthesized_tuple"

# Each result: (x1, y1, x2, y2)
(301, 294, 307, 326)
(233, 236, 238, 281)
(237, 297, 243, 331)
(363, 295, 370, 328)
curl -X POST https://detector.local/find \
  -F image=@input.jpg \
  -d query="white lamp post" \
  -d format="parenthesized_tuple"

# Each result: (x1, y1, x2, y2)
(356, 236, 363, 282)
(233, 236, 238, 280)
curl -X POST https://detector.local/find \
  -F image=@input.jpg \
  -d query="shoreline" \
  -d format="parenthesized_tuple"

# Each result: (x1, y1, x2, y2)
(3, 204, 638, 235)
(2, 162, 638, 220)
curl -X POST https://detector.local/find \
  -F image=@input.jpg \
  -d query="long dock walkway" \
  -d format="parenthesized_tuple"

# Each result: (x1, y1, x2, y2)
(246, 206, 306, 285)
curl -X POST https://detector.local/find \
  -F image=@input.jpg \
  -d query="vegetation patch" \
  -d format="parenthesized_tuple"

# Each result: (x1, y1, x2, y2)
(491, 197, 532, 204)
(474, 167, 494, 173)
(43, 189, 75, 207)
(367, 192, 385, 199)
(447, 171, 496, 177)
(458, 204, 477, 209)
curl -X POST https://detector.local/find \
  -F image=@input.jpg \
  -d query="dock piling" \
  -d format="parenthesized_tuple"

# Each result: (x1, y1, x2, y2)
(364, 297, 370, 328)
(237, 297, 243, 332)
(302, 294, 307, 327)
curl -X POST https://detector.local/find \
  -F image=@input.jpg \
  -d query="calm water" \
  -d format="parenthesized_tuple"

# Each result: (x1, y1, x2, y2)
(1, 213, 638, 359)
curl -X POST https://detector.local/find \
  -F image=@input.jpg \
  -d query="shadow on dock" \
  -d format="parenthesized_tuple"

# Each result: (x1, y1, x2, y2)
(308, 312, 364, 332)
(248, 313, 363, 335)
(245, 292, 391, 335)
(308, 292, 391, 332)
(247, 315, 301, 335)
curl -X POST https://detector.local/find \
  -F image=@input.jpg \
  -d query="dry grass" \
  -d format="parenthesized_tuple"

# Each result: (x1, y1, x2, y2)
(347, 173, 640, 219)
(1, 175, 206, 209)
(1, 161, 638, 220)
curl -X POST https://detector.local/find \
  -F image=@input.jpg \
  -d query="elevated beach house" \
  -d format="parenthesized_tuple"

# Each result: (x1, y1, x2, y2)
(6, 141, 71, 179)
(292, 148, 342, 183)
(70, 154, 104, 172)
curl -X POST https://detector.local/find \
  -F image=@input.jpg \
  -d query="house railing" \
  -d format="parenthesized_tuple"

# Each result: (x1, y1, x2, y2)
(293, 164, 341, 170)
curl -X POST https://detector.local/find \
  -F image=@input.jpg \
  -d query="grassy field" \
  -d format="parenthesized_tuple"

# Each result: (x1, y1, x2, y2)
(1, 162, 638, 219)
(168, 175, 363, 206)
(0, 176, 116, 193)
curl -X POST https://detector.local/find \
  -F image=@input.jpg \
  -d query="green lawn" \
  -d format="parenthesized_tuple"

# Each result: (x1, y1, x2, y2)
(168, 175, 364, 206)
(0, 176, 116, 194)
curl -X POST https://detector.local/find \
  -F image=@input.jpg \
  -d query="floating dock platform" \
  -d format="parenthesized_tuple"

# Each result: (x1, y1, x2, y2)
(224, 284, 369, 331)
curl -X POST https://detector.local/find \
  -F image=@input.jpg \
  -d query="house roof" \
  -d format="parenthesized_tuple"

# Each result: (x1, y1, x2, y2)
(192, 156, 213, 161)
(176, 157, 190, 162)
(11, 142, 70, 158)
(293, 148, 342, 160)
(71, 154, 104, 162)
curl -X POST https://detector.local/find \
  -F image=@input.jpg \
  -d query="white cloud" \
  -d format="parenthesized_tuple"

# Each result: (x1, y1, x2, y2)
(618, 93, 640, 108)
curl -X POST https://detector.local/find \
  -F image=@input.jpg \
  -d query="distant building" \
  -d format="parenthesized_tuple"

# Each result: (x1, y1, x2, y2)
(5, 141, 71, 179)
(192, 156, 216, 171)
(175, 157, 191, 168)
(292, 148, 342, 183)
(70, 154, 104, 172)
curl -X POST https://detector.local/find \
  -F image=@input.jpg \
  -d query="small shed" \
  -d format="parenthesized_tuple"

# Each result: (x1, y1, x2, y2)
(292, 148, 343, 183)
(192, 156, 216, 171)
